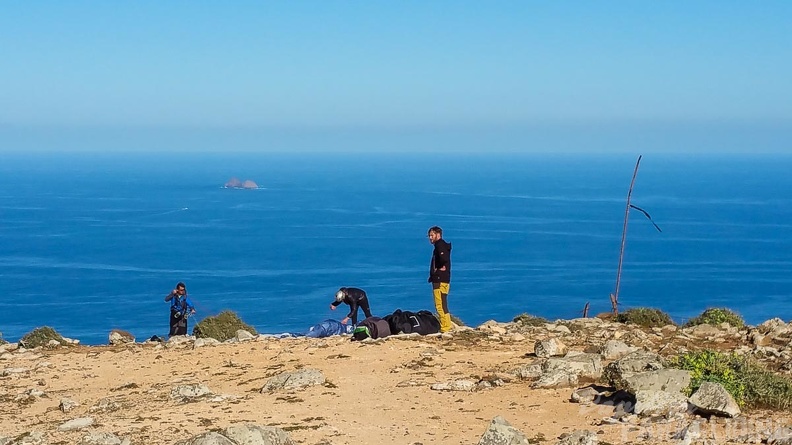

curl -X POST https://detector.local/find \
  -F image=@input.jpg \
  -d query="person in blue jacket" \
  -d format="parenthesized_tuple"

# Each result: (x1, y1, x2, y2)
(164, 282, 196, 337)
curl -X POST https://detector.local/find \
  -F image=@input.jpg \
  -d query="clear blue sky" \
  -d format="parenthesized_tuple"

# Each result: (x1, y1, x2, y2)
(1, 1, 790, 153)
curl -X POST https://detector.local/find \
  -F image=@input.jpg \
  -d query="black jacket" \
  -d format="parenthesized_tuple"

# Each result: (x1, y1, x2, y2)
(331, 287, 368, 320)
(428, 238, 452, 283)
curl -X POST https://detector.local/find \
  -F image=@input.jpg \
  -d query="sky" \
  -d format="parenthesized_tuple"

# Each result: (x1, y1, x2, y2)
(1, 1, 791, 153)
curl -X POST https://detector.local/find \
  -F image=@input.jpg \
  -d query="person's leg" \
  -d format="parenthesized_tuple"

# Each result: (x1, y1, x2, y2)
(169, 310, 179, 337)
(432, 282, 452, 332)
(361, 297, 373, 319)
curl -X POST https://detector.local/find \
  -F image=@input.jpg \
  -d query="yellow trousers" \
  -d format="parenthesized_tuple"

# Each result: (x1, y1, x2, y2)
(432, 282, 451, 332)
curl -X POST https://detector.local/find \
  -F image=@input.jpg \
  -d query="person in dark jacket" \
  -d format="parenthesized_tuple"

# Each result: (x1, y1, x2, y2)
(164, 282, 196, 337)
(427, 226, 453, 332)
(330, 287, 372, 326)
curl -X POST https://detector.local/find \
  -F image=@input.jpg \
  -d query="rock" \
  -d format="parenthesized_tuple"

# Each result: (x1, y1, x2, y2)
(2, 367, 30, 376)
(510, 333, 526, 342)
(108, 329, 135, 345)
(768, 427, 792, 445)
(58, 417, 95, 431)
(9, 431, 46, 445)
(633, 389, 689, 417)
(180, 432, 237, 445)
(557, 429, 598, 445)
(673, 421, 703, 444)
(602, 351, 664, 389)
(533, 354, 602, 389)
(241, 180, 258, 189)
(224, 178, 242, 188)
(477, 416, 531, 445)
(261, 369, 325, 392)
(749, 330, 773, 347)
(534, 338, 567, 358)
(235, 330, 256, 341)
(223, 424, 294, 444)
(60, 398, 80, 412)
(686, 324, 724, 338)
(171, 383, 213, 401)
(430, 380, 477, 392)
(621, 369, 692, 394)
(512, 362, 543, 380)
(194, 338, 222, 348)
(80, 431, 124, 445)
(178, 424, 294, 445)
(90, 397, 122, 413)
(688, 381, 741, 417)
(599, 340, 638, 360)
(570, 386, 602, 405)
(166, 335, 194, 347)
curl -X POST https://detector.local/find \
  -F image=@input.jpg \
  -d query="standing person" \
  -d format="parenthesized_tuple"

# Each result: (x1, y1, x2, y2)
(164, 282, 196, 337)
(330, 287, 372, 326)
(427, 226, 453, 332)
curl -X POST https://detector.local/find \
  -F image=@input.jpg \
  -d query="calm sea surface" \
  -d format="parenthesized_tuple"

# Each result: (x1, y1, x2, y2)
(1, 152, 790, 345)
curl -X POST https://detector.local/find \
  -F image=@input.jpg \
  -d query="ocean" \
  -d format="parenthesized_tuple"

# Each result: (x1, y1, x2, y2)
(1, 151, 791, 345)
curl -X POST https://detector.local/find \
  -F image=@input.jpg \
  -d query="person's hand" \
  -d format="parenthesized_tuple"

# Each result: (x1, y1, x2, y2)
(439, 266, 446, 271)
(330, 304, 337, 311)
(341, 317, 349, 325)
(190, 309, 196, 314)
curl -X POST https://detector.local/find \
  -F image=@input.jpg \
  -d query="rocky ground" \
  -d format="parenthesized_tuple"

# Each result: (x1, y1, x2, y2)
(3, 317, 792, 445)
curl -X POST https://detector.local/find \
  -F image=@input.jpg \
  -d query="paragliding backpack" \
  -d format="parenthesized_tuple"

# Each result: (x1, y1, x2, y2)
(384, 309, 440, 335)
(351, 317, 391, 341)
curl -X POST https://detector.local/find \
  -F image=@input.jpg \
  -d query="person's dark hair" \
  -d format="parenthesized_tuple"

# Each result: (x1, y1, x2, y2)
(176, 282, 186, 290)
(428, 226, 443, 236)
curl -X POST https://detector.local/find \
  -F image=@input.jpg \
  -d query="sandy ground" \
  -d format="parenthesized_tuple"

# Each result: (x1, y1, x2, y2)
(1, 333, 790, 444)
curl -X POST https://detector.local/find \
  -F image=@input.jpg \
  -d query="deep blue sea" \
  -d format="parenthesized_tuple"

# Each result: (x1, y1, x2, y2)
(1, 152, 791, 345)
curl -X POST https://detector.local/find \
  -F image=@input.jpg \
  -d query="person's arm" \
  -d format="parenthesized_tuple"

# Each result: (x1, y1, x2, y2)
(165, 291, 175, 302)
(435, 244, 450, 271)
(185, 297, 196, 313)
(347, 300, 358, 321)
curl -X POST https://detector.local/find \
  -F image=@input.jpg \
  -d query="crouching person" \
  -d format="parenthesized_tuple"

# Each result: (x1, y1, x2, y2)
(330, 287, 372, 326)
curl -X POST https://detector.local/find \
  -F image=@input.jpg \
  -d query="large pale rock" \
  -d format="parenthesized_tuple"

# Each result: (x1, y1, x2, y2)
(511, 362, 543, 380)
(178, 425, 294, 445)
(602, 351, 664, 389)
(768, 427, 792, 445)
(223, 424, 294, 444)
(633, 389, 689, 417)
(430, 380, 476, 392)
(194, 338, 222, 349)
(235, 330, 256, 342)
(533, 353, 602, 389)
(9, 431, 46, 445)
(261, 369, 325, 392)
(621, 369, 691, 394)
(534, 338, 567, 358)
(79, 431, 124, 445)
(477, 416, 531, 445)
(171, 383, 213, 401)
(108, 329, 135, 345)
(686, 324, 724, 338)
(58, 417, 95, 431)
(599, 340, 638, 360)
(688, 381, 741, 418)
(557, 430, 598, 445)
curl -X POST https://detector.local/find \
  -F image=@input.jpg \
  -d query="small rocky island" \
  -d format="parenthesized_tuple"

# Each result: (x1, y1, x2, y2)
(223, 177, 258, 189)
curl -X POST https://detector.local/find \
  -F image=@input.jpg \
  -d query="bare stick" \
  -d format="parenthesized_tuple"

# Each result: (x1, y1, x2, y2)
(612, 155, 643, 314)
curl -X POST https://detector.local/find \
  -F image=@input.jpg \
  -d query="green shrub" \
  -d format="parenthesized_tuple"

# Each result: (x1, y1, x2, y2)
(615, 308, 675, 328)
(685, 308, 745, 329)
(192, 310, 257, 341)
(19, 327, 66, 348)
(671, 349, 792, 410)
(512, 313, 549, 326)
(450, 314, 465, 326)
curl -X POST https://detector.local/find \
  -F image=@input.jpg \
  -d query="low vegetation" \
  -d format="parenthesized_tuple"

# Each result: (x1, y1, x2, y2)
(671, 349, 792, 410)
(449, 314, 465, 327)
(513, 313, 549, 327)
(684, 307, 745, 329)
(192, 310, 257, 342)
(19, 326, 66, 349)
(614, 308, 675, 328)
